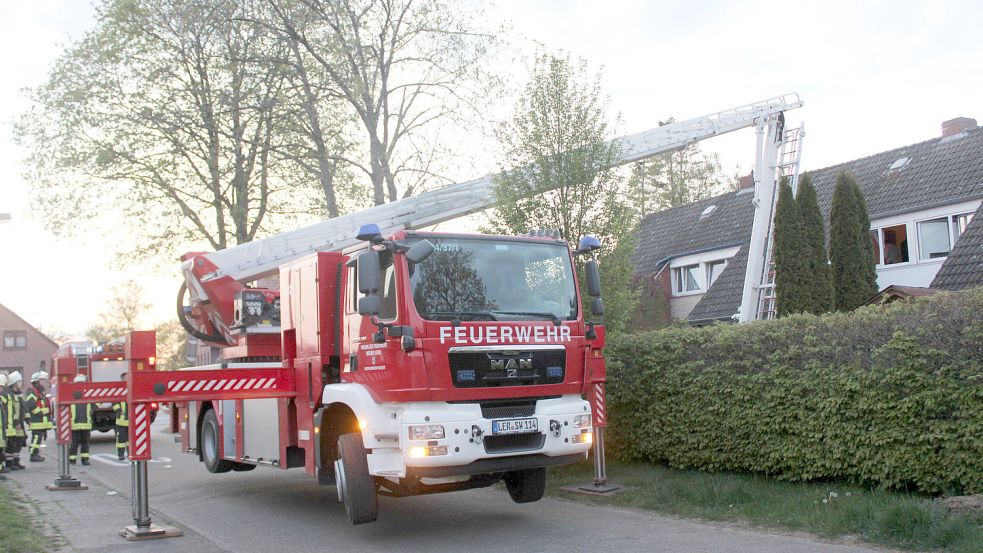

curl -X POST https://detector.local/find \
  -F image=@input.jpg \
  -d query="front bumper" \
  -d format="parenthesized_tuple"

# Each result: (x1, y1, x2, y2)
(365, 394, 592, 478)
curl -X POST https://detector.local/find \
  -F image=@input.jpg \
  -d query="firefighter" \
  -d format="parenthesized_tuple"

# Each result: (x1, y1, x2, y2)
(69, 374, 92, 465)
(0, 373, 8, 480)
(24, 370, 53, 462)
(113, 373, 128, 460)
(5, 371, 28, 470)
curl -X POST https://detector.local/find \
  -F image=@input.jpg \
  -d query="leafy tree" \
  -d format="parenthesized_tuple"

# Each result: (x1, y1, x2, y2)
(486, 53, 637, 334)
(772, 178, 807, 316)
(154, 319, 189, 371)
(628, 139, 725, 216)
(266, 0, 501, 204)
(795, 174, 833, 314)
(829, 171, 878, 310)
(86, 280, 150, 343)
(17, 0, 311, 258)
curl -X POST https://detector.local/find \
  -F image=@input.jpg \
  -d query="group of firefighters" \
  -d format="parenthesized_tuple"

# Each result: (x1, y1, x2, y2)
(0, 369, 131, 480)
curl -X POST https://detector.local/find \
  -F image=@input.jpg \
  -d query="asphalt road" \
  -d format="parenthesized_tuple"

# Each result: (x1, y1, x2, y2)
(10, 415, 890, 553)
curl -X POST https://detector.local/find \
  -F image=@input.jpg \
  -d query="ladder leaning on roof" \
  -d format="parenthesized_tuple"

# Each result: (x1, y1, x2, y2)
(737, 117, 806, 322)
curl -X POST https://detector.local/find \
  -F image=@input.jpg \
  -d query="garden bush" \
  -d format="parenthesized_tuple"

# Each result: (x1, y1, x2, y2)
(606, 287, 983, 494)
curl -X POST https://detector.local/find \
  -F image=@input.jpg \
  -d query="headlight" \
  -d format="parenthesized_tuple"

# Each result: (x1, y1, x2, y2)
(574, 414, 591, 429)
(408, 424, 445, 440)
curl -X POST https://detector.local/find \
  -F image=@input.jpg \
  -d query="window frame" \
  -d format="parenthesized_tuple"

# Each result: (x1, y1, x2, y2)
(672, 264, 703, 297)
(3, 330, 27, 350)
(706, 259, 728, 288)
(870, 223, 911, 267)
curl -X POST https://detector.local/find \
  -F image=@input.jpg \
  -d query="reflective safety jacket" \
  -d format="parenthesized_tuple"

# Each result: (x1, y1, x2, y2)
(71, 403, 93, 431)
(113, 401, 128, 427)
(23, 385, 52, 431)
(4, 388, 25, 437)
(0, 391, 7, 442)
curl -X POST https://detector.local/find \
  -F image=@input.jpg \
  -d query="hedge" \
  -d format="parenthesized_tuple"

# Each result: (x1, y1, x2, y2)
(606, 287, 983, 495)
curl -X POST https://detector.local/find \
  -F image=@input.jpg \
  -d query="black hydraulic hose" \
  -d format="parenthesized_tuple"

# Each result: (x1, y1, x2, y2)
(176, 281, 227, 344)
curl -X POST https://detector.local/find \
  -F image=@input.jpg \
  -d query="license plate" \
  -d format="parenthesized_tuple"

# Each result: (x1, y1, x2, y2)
(492, 418, 538, 435)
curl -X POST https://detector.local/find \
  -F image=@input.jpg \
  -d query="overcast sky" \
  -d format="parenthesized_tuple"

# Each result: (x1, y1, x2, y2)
(1, 0, 980, 338)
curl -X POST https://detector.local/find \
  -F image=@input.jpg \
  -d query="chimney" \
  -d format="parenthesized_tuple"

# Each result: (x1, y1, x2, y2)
(738, 172, 754, 189)
(942, 117, 977, 138)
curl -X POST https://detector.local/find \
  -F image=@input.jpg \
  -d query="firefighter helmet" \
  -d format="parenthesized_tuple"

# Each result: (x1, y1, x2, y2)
(31, 370, 49, 383)
(8, 371, 23, 386)
(0, 373, 7, 387)
(73, 374, 87, 383)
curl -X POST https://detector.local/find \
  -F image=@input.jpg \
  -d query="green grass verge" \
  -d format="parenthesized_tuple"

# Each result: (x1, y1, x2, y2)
(547, 460, 983, 553)
(0, 483, 51, 553)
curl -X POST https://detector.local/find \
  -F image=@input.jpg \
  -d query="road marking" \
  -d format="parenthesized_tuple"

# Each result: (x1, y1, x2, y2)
(89, 454, 173, 467)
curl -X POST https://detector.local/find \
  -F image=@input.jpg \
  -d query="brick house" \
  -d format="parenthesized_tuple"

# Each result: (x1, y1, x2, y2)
(0, 303, 59, 378)
(633, 117, 983, 324)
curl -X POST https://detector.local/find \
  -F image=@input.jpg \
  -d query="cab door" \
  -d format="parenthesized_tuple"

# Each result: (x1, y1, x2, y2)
(343, 253, 405, 399)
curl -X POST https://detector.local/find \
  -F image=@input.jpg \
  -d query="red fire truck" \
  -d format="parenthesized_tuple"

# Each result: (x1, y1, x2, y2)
(169, 225, 606, 524)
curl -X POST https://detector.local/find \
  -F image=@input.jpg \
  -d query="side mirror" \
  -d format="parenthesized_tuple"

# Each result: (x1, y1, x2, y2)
(585, 259, 602, 298)
(358, 295, 381, 316)
(591, 297, 604, 317)
(357, 250, 380, 294)
(405, 239, 435, 264)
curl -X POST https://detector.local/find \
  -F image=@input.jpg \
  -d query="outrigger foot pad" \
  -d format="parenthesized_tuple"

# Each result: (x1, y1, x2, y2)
(46, 478, 88, 491)
(121, 524, 184, 541)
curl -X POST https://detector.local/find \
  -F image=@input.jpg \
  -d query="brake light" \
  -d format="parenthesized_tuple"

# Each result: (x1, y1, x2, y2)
(151, 402, 159, 410)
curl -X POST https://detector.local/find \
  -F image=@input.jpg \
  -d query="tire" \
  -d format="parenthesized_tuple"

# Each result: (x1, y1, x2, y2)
(232, 462, 256, 472)
(503, 467, 546, 503)
(334, 433, 378, 524)
(200, 409, 234, 473)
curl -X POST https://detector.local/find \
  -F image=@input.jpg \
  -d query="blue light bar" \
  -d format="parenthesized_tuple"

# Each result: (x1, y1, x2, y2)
(356, 223, 382, 242)
(578, 235, 601, 252)
(547, 366, 563, 379)
(457, 369, 476, 382)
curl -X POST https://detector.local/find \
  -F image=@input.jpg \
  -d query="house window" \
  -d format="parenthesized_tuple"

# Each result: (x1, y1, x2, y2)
(953, 212, 974, 239)
(706, 260, 727, 287)
(918, 217, 952, 260)
(673, 265, 701, 294)
(878, 224, 909, 265)
(3, 330, 27, 350)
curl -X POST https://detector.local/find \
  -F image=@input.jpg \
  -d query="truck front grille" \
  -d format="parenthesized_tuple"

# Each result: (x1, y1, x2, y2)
(449, 348, 565, 388)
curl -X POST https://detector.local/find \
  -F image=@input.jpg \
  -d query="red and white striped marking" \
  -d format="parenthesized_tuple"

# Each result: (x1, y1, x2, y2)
(57, 405, 71, 444)
(81, 386, 127, 398)
(592, 382, 606, 427)
(130, 403, 151, 460)
(167, 377, 278, 393)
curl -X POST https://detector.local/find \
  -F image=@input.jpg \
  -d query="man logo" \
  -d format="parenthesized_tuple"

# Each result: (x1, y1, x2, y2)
(491, 357, 532, 376)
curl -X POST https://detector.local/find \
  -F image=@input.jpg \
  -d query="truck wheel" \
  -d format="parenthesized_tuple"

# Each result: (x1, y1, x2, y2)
(334, 433, 378, 524)
(201, 409, 234, 473)
(503, 467, 546, 503)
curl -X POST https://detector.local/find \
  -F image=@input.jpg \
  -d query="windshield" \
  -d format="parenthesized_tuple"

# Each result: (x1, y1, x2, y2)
(409, 237, 578, 322)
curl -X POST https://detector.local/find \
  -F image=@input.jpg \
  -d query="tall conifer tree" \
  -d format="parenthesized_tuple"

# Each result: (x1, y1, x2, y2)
(795, 175, 834, 313)
(773, 178, 807, 316)
(829, 172, 878, 310)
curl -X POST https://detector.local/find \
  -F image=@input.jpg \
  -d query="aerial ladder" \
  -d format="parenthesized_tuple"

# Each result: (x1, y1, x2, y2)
(55, 93, 803, 538)
(179, 92, 804, 345)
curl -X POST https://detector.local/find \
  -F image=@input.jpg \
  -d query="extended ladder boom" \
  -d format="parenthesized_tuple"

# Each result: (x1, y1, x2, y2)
(198, 93, 802, 284)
